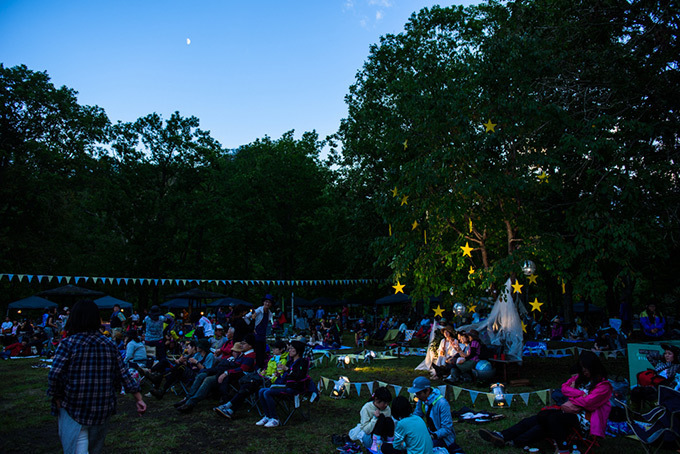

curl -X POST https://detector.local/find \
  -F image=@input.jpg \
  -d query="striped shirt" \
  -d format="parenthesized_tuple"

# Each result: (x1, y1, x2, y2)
(47, 331, 140, 426)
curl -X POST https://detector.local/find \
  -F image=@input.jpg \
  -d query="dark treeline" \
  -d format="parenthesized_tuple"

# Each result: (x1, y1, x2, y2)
(0, 64, 383, 309)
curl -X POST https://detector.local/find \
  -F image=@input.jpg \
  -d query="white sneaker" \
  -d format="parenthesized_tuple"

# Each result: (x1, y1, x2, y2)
(264, 418, 280, 427)
(256, 416, 270, 426)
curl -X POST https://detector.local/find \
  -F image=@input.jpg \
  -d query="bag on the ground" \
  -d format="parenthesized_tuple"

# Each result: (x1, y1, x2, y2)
(348, 423, 365, 441)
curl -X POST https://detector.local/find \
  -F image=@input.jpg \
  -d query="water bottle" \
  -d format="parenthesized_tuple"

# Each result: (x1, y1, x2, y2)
(571, 445, 581, 454)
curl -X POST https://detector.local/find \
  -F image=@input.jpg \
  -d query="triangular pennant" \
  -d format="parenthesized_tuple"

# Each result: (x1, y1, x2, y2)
(26, 274, 34, 282)
(154, 279, 159, 285)
(469, 391, 479, 404)
(437, 385, 447, 398)
(506, 394, 513, 407)
(57, 276, 63, 283)
(318, 379, 324, 391)
(344, 382, 351, 395)
(48, 275, 54, 282)
(354, 383, 362, 396)
(65, 276, 72, 283)
(366, 382, 374, 395)
(116, 278, 122, 285)
(486, 393, 495, 407)
(393, 385, 402, 396)
(17, 274, 25, 282)
(36, 275, 44, 282)
(123, 278, 129, 285)
(322, 377, 330, 389)
(453, 386, 462, 400)
(520, 392, 530, 405)
(378, 381, 387, 388)
(537, 390, 548, 405)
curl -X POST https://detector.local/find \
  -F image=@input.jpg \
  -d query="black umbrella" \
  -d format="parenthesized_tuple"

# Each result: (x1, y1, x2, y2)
(165, 287, 226, 300)
(38, 284, 105, 298)
(208, 297, 254, 308)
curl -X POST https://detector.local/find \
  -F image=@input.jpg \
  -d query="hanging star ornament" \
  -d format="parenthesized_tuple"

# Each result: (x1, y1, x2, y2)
(460, 242, 473, 257)
(433, 305, 445, 317)
(512, 280, 524, 294)
(468, 266, 475, 275)
(400, 195, 409, 206)
(468, 304, 477, 313)
(392, 281, 405, 294)
(388, 224, 392, 236)
(483, 119, 497, 133)
(529, 298, 543, 312)
(538, 171, 549, 184)
(528, 274, 538, 284)
(391, 186, 399, 197)
(521, 320, 527, 333)
(403, 139, 408, 150)
(412, 220, 419, 230)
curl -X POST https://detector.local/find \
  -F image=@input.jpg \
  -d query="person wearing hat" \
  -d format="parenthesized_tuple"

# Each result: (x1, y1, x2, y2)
(177, 334, 256, 413)
(432, 325, 459, 380)
(245, 294, 275, 369)
(630, 343, 680, 411)
(210, 324, 227, 351)
(256, 339, 310, 427)
(408, 376, 461, 453)
(144, 305, 166, 361)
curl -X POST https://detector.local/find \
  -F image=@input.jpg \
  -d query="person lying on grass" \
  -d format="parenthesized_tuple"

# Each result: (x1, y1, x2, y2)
(479, 350, 612, 453)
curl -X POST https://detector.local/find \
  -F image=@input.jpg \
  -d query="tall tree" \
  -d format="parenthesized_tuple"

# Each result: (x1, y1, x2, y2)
(335, 0, 680, 311)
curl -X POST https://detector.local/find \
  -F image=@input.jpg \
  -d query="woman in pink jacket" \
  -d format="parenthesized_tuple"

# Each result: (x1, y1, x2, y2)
(479, 351, 612, 452)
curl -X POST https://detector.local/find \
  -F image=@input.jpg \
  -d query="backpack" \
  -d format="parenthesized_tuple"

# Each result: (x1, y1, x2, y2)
(637, 369, 666, 388)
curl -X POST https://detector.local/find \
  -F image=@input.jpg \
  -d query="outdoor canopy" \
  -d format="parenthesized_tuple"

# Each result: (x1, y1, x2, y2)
(37, 284, 105, 298)
(7, 296, 57, 310)
(94, 295, 133, 310)
(208, 297, 254, 308)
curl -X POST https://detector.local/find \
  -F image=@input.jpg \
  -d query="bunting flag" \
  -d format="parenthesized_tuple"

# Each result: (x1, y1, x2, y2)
(469, 391, 480, 404)
(366, 382, 374, 395)
(537, 390, 549, 405)
(344, 382, 351, 395)
(520, 392, 531, 405)
(486, 393, 495, 407)
(318, 379, 324, 391)
(354, 383, 363, 395)
(0, 273, 383, 287)
(393, 385, 402, 396)
(506, 394, 514, 407)
(453, 386, 463, 400)
(437, 385, 447, 398)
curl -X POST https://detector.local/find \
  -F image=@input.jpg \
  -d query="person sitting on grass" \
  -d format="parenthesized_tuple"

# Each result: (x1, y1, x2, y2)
(255, 340, 309, 428)
(386, 395, 433, 454)
(432, 325, 460, 380)
(356, 386, 394, 451)
(478, 350, 612, 453)
(0, 337, 31, 359)
(409, 376, 463, 453)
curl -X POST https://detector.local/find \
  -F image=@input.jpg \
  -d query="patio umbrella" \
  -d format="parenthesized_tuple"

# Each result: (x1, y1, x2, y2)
(161, 299, 192, 309)
(208, 297, 254, 308)
(94, 296, 133, 310)
(165, 287, 226, 300)
(375, 293, 412, 305)
(8, 296, 57, 311)
(38, 284, 105, 299)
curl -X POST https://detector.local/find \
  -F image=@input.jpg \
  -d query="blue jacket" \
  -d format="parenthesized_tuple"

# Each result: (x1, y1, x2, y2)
(413, 388, 456, 447)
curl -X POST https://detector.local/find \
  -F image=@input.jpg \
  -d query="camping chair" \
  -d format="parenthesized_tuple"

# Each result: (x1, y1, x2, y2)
(625, 385, 680, 454)
(274, 377, 319, 426)
(565, 427, 602, 454)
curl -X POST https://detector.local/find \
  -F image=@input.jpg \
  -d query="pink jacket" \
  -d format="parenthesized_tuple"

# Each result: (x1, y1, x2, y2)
(561, 375, 612, 438)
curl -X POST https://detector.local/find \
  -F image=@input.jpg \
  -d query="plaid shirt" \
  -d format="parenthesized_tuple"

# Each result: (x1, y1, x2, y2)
(47, 331, 140, 426)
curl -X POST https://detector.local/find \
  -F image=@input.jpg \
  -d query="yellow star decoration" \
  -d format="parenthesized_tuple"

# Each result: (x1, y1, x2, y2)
(483, 119, 497, 133)
(469, 218, 473, 233)
(538, 171, 549, 184)
(468, 304, 477, 313)
(561, 279, 566, 294)
(528, 274, 538, 285)
(468, 266, 475, 275)
(521, 320, 527, 333)
(529, 297, 543, 312)
(460, 242, 473, 257)
(511, 279, 523, 294)
(433, 305, 445, 317)
(388, 224, 392, 236)
(412, 220, 419, 230)
(392, 281, 405, 294)
(391, 186, 399, 197)
(400, 195, 409, 206)
(403, 139, 408, 150)
(424, 230, 427, 244)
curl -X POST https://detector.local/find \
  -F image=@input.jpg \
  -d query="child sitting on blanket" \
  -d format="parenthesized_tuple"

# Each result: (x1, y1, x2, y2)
(351, 386, 395, 452)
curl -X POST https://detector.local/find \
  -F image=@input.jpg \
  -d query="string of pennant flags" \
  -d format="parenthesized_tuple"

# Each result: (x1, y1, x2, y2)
(525, 345, 626, 360)
(0, 273, 382, 287)
(316, 375, 553, 409)
(309, 347, 427, 368)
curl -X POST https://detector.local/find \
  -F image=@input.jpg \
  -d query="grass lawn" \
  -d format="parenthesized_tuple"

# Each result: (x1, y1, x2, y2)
(0, 340, 659, 454)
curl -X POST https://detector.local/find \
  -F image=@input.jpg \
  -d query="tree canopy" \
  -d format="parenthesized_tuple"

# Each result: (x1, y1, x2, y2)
(334, 0, 680, 313)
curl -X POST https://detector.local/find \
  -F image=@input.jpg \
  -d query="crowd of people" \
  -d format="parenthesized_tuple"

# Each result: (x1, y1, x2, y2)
(1, 294, 677, 453)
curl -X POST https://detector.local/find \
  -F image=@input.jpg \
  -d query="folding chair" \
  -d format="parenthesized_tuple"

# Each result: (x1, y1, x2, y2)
(275, 378, 319, 426)
(626, 386, 680, 454)
(565, 427, 602, 454)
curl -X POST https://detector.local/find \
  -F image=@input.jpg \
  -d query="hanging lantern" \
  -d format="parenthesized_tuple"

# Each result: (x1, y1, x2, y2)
(491, 383, 507, 407)
(453, 302, 466, 316)
(522, 260, 536, 276)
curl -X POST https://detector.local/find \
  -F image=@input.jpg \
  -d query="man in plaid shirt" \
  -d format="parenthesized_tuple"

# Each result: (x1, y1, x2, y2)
(48, 299, 146, 453)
